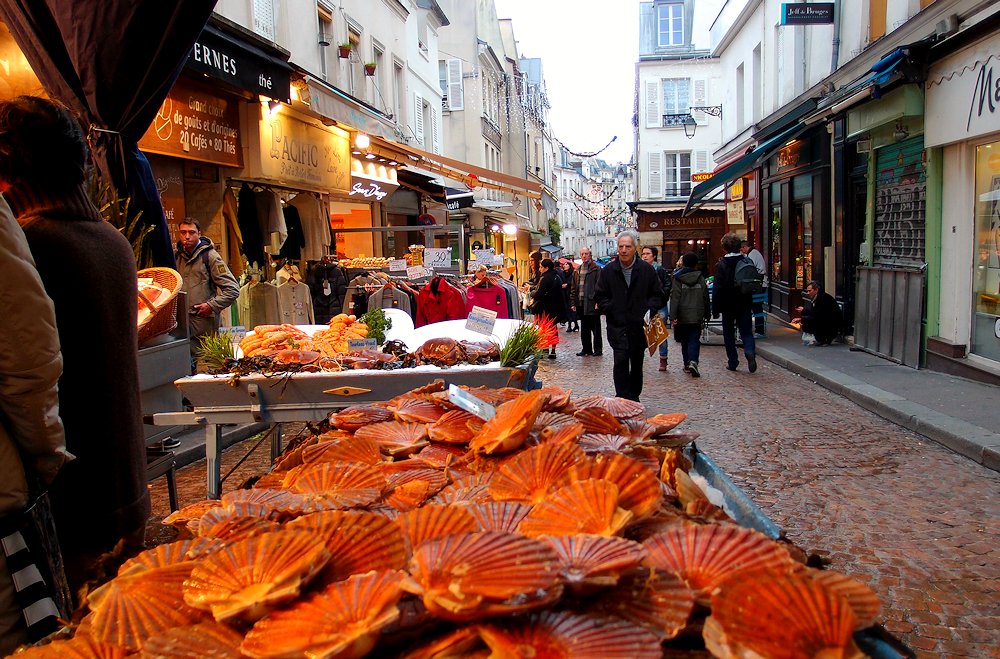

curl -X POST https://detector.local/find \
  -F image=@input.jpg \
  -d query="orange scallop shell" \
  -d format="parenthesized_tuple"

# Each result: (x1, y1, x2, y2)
(118, 537, 221, 576)
(196, 508, 283, 541)
(407, 531, 562, 621)
(286, 462, 386, 511)
(382, 463, 449, 511)
(331, 404, 395, 430)
(537, 420, 585, 446)
(658, 449, 692, 491)
(303, 435, 384, 466)
(519, 479, 633, 538)
(271, 435, 317, 473)
(468, 501, 533, 533)
(673, 467, 710, 509)
(541, 534, 647, 592)
(8, 633, 128, 659)
(573, 407, 627, 435)
(288, 510, 407, 582)
(88, 563, 203, 650)
(578, 433, 633, 454)
(427, 409, 486, 444)
(488, 443, 585, 504)
(221, 488, 304, 518)
(574, 395, 646, 419)
(532, 411, 578, 431)
(241, 570, 405, 659)
(537, 386, 574, 412)
(646, 412, 689, 434)
(566, 453, 663, 520)
(183, 530, 331, 622)
(355, 420, 430, 456)
(413, 443, 468, 468)
(140, 620, 245, 658)
(807, 568, 881, 629)
(391, 396, 450, 423)
(430, 472, 494, 505)
(161, 500, 223, 530)
(705, 568, 861, 659)
(401, 626, 488, 659)
(251, 470, 288, 490)
(590, 569, 697, 640)
(622, 419, 658, 440)
(641, 525, 795, 603)
(469, 389, 546, 455)
(396, 504, 478, 551)
(478, 610, 662, 659)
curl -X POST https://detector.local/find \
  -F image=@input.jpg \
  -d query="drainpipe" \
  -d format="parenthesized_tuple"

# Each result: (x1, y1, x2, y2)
(831, 0, 842, 73)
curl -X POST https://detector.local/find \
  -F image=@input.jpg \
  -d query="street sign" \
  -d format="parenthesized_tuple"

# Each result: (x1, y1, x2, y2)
(781, 3, 834, 25)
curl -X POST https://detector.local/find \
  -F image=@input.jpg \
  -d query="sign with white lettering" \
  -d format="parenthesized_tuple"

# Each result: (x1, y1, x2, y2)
(348, 176, 398, 201)
(139, 77, 242, 167)
(188, 24, 291, 101)
(472, 249, 495, 264)
(257, 109, 351, 191)
(347, 338, 379, 351)
(388, 259, 407, 272)
(926, 37, 1000, 147)
(780, 3, 834, 25)
(423, 248, 452, 269)
(465, 305, 498, 336)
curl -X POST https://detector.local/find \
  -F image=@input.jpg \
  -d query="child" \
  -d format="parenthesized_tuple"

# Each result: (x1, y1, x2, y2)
(669, 252, 711, 377)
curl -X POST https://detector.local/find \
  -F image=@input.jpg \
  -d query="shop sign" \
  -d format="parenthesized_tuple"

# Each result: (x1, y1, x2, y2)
(656, 215, 722, 228)
(692, 172, 713, 182)
(348, 176, 398, 201)
(776, 141, 804, 172)
(780, 3, 834, 25)
(188, 24, 291, 101)
(926, 35, 1000, 147)
(729, 177, 744, 201)
(139, 77, 242, 168)
(258, 110, 350, 191)
(726, 200, 745, 225)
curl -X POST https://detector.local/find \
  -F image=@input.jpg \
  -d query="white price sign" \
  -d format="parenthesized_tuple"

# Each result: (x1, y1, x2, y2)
(465, 305, 498, 336)
(472, 249, 494, 263)
(388, 259, 407, 272)
(406, 265, 430, 279)
(219, 325, 247, 343)
(423, 247, 452, 269)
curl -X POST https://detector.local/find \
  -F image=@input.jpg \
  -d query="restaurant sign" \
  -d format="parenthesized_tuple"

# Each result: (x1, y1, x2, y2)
(257, 110, 351, 191)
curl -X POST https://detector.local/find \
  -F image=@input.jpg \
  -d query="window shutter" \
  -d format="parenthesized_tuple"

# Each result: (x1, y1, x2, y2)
(694, 150, 708, 175)
(693, 78, 707, 124)
(446, 58, 464, 111)
(252, 0, 275, 41)
(432, 109, 441, 153)
(413, 92, 425, 143)
(645, 80, 660, 128)
(647, 151, 663, 198)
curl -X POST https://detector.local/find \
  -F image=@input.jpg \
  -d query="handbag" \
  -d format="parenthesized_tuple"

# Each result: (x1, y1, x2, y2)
(644, 313, 670, 355)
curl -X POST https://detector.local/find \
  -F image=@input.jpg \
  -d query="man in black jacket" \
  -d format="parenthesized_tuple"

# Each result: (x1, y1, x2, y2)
(713, 232, 758, 372)
(798, 280, 842, 345)
(595, 230, 663, 401)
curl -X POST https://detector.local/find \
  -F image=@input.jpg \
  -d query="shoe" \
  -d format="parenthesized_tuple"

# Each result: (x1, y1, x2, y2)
(747, 354, 758, 373)
(688, 361, 700, 378)
(576, 351, 593, 356)
(726, 364, 738, 371)
(161, 437, 181, 450)
(594, 351, 603, 356)
(658, 357, 667, 372)
(548, 352, 557, 360)
(683, 364, 691, 372)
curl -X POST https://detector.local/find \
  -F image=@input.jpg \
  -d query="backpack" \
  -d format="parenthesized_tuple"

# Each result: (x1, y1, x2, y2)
(733, 256, 764, 295)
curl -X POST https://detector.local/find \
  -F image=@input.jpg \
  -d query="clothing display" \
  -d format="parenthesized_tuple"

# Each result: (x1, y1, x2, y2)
(464, 281, 511, 319)
(289, 193, 331, 262)
(307, 261, 349, 324)
(237, 183, 266, 268)
(277, 279, 315, 325)
(278, 204, 306, 260)
(416, 276, 467, 326)
(238, 278, 281, 329)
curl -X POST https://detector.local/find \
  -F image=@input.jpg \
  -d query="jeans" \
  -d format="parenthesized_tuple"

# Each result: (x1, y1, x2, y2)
(721, 309, 756, 368)
(674, 323, 702, 366)
(612, 345, 646, 401)
(580, 314, 603, 354)
(656, 304, 669, 358)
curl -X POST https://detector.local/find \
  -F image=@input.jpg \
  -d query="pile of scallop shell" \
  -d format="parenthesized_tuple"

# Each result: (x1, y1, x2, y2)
(19, 383, 880, 658)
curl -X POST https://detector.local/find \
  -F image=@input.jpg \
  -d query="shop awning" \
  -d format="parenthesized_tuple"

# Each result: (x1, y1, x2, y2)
(636, 201, 725, 213)
(540, 244, 562, 254)
(445, 187, 474, 210)
(368, 135, 544, 199)
(397, 169, 446, 201)
(806, 46, 912, 122)
(683, 122, 808, 216)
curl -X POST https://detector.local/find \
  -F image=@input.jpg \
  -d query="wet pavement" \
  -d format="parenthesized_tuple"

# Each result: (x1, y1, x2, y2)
(147, 326, 1000, 658)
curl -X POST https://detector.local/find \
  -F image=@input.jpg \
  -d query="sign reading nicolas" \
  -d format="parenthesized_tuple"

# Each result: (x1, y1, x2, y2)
(187, 24, 292, 101)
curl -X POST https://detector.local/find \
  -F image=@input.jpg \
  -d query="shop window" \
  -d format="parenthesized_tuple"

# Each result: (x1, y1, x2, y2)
(972, 142, 1000, 362)
(770, 204, 782, 282)
(793, 201, 813, 290)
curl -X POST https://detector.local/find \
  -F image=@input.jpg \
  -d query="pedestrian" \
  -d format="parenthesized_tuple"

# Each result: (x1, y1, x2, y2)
(0, 95, 150, 595)
(529, 258, 566, 359)
(641, 245, 672, 371)
(741, 239, 767, 336)
(175, 217, 240, 365)
(595, 230, 663, 401)
(713, 232, 758, 372)
(571, 247, 603, 357)
(669, 252, 711, 378)
(0, 196, 71, 653)
(797, 280, 842, 346)
(559, 260, 578, 332)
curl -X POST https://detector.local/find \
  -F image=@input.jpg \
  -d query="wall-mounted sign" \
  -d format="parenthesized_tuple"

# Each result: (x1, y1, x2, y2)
(188, 24, 291, 101)
(692, 172, 714, 183)
(781, 3, 834, 25)
(257, 109, 350, 191)
(926, 34, 1000, 147)
(348, 177, 398, 201)
(729, 177, 745, 201)
(777, 141, 805, 172)
(139, 77, 242, 168)
(726, 200, 746, 225)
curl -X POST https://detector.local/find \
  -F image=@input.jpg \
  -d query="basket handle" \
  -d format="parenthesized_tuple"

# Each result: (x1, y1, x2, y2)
(137, 289, 157, 313)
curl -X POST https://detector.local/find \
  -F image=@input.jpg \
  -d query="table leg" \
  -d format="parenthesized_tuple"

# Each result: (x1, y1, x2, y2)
(206, 423, 221, 499)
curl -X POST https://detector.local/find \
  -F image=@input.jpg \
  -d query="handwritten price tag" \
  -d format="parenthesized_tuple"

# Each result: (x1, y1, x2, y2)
(347, 338, 379, 351)
(388, 259, 407, 272)
(423, 248, 451, 269)
(406, 265, 429, 279)
(465, 305, 498, 336)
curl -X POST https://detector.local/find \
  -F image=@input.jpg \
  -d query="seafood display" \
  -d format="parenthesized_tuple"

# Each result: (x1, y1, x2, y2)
(27, 384, 884, 658)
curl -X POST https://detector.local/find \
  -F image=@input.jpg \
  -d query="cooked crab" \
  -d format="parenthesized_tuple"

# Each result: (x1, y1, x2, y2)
(414, 338, 468, 367)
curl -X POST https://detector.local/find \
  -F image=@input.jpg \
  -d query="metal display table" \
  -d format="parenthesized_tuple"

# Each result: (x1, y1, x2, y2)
(151, 362, 538, 499)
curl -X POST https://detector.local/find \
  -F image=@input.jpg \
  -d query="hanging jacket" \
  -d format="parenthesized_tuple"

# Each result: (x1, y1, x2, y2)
(307, 263, 348, 324)
(465, 282, 510, 319)
(279, 204, 306, 260)
(237, 183, 265, 268)
(416, 278, 466, 326)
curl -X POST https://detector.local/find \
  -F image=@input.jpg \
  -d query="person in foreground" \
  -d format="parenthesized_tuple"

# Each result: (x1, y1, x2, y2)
(571, 247, 603, 356)
(670, 251, 711, 378)
(799, 280, 842, 345)
(713, 232, 758, 372)
(0, 96, 150, 596)
(595, 230, 663, 401)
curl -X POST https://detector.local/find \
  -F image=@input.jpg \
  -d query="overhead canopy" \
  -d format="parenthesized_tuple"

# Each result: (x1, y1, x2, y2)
(683, 122, 808, 216)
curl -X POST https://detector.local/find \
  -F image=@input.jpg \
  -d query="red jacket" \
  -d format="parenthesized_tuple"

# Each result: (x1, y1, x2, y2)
(416, 278, 467, 327)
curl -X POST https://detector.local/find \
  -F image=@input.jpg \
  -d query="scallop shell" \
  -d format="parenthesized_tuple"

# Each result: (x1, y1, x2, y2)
(647, 412, 689, 435)
(705, 568, 861, 659)
(468, 501, 533, 533)
(9, 633, 128, 659)
(408, 532, 562, 621)
(641, 525, 795, 603)
(673, 467, 709, 509)
(478, 610, 662, 659)
(241, 570, 405, 659)
(468, 389, 546, 455)
(286, 462, 386, 511)
(391, 396, 450, 423)
(427, 409, 486, 444)
(196, 508, 283, 541)
(566, 453, 663, 520)
(118, 538, 221, 576)
(251, 470, 288, 490)
(625, 506, 693, 542)
(183, 530, 331, 622)
(162, 500, 223, 530)
(590, 569, 697, 640)
(89, 563, 203, 650)
(574, 395, 646, 419)
(573, 407, 627, 435)
(623, 445, 665, 476)
(331, 404, 395, 430)
(221, 488, 304, 518)
(271, 435, 317, 473)
(685, 497, 733, 523)
(413, 443, 468, 467)
(396, 504, 478, 551)
(355, 421, 430, 456)
(288, 510, 407, 582)
(519, 479, 633, 538)
(430, 472, 494, 505)
(537, 386, 574, 412)
(538, 420, 585, 445)
(541, 534, 647, 592)
(622, 419, 658, 441)
(807, 568, 881, 629)
(578, 433, 633, 454)
(303, 435, 384, 466)
(382, 463, 449, 511)
(140, 620, 245, 658)
(658, 449, 692, 490)
(532, 411, 578, 431)
(652, 430, 700, 448)
(401, 626, 488, 659)
(488, 443, 586, 504)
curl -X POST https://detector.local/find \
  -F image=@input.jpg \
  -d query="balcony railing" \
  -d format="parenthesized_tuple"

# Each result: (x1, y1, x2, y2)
(481, 116, 502, 146)
(662, 113, 695, 128)
(664, 184, 692, 197)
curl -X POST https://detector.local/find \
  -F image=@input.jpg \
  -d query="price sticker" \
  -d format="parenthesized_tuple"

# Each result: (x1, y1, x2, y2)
(465, 305, 498, 336)
(347, 338, 379, 351)
(472, 249, 494, 263)
(423, 247, 451, 269)
(388, 259, 407, 272)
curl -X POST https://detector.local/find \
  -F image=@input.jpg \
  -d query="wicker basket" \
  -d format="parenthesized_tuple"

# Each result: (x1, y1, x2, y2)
(137, 267, 182, 343)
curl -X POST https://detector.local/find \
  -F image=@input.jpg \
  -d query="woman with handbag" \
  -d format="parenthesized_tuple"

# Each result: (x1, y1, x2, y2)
(529, 258, 567, 359)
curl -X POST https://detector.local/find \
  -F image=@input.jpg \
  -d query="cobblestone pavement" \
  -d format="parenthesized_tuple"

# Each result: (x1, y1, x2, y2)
(149, 329, 1000, 657)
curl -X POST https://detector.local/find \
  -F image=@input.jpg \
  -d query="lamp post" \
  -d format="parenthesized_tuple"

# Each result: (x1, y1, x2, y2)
(683, 106, 724, 139)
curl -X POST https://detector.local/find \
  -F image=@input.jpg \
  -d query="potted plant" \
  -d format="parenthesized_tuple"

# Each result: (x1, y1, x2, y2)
(338, 42, 352, 59)
(364, 62, 377, 76)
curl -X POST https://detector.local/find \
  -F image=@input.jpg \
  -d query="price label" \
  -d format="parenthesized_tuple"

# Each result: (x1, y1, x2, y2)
(219, 325, 247, 343)
(472, 249, 494, 263)
(465, 305, 498, 336)
(347, 338, 379, 351)
(406, 265, 430, 279)
(423, 247, 451, 269)
(493, 254, 505, 266)
(447, 384, 496, 420)
(388, 259, 407, 272)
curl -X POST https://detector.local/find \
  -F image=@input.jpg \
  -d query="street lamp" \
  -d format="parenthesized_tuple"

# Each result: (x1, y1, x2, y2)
(683, 106, 724, 139)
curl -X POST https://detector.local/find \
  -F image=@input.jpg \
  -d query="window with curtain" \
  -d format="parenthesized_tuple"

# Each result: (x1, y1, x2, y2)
(664, 152, 692, 197)
(657, 3, 684, 46)
(661, 78, 690, 115)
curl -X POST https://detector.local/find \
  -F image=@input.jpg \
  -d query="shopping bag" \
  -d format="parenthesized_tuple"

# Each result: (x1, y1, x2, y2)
(644, 313, 670, 355)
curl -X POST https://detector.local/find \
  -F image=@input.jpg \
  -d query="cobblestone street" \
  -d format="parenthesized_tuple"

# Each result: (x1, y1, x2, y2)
(149, 329, 1000, 657)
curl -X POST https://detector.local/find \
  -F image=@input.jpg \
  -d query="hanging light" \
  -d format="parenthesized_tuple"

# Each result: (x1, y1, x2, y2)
(355, 133, 371, 149)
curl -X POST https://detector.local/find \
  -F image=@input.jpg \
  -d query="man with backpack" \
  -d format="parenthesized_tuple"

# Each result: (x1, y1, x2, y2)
(670, 252, 711, 377)
(741, 240, 767, 336)
(712, 232, 759, 373)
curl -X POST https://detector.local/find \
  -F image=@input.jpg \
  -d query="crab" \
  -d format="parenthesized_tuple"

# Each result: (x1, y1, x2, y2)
(460, 340, 500, 364)
(413, 338, 468, 367)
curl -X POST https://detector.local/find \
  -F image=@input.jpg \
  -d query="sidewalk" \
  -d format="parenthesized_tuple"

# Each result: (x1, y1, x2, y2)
(747, 322, 1000, 473)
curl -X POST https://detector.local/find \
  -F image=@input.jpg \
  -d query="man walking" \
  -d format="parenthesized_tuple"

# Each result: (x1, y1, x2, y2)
(571, 247, 603, 356)
(741, 239, 767, 336)
(641, 245, 672, 371)
(595, 230, 663, 401)
(714, 232, 758, 372)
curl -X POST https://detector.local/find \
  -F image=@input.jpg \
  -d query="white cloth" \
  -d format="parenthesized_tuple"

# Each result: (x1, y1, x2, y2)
(747, 248, 766, 275)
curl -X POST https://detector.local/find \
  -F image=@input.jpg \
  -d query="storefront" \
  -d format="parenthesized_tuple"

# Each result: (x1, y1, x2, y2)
(634, 203, 727, 274)
(925, 30, 1000, 380)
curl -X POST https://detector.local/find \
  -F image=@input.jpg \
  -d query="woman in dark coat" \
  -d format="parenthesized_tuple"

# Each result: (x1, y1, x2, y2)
(530, 258, 566, 358)
(0, 97, 150, 595)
